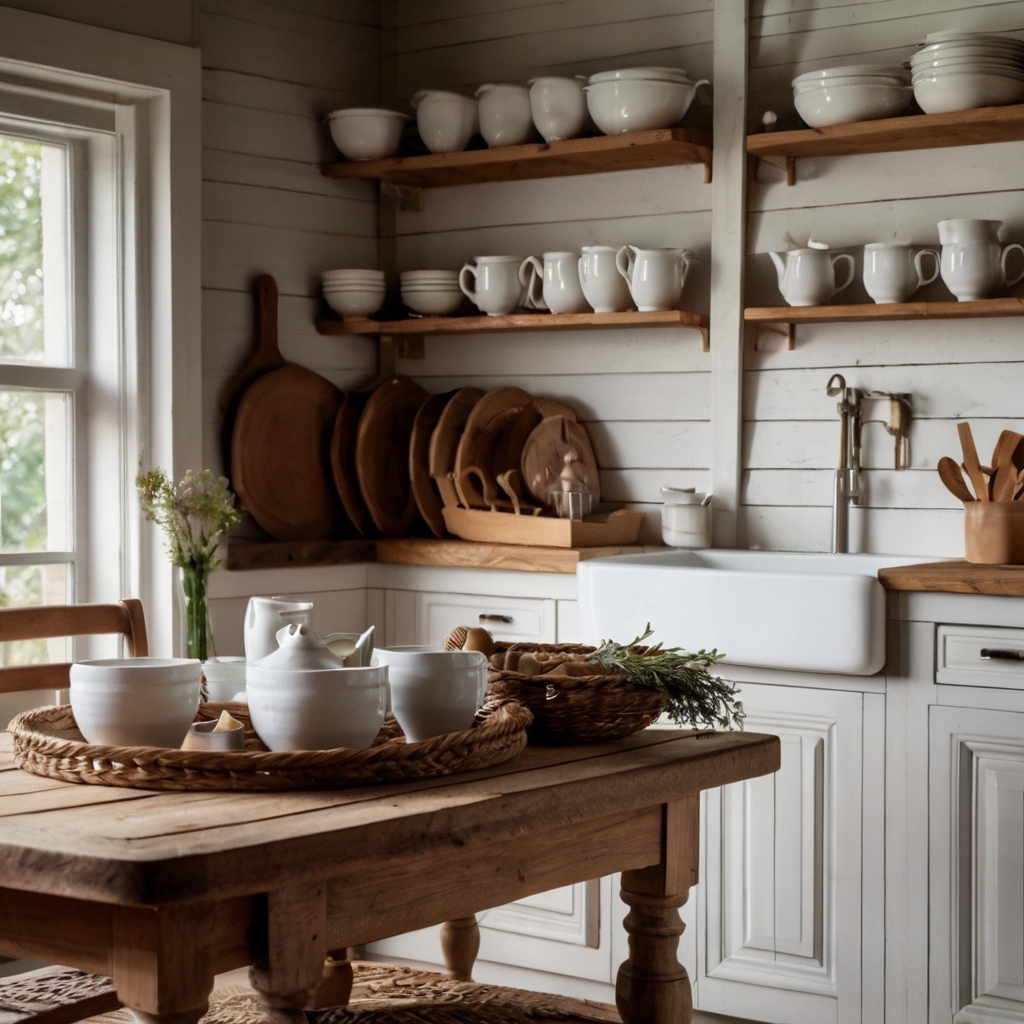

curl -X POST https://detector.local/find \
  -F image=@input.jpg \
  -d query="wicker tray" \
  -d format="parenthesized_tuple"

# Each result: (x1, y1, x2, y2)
(482, 640, 664, 745)
(9, 700, 532, 791)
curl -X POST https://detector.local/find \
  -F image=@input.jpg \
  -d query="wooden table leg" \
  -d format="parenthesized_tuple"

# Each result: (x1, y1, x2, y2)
(249, 882, 328, 1023)
(111, 904, 215, 1024)
(616, 797, 699, 1024)
(440, 916, 479, 981)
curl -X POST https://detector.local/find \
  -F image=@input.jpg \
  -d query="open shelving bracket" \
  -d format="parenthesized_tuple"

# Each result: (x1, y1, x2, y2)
(752, 153, 797, 186)
(753, 322, 796, 351)
(378, 333, 425, 379)
(380, 181, 424, 212)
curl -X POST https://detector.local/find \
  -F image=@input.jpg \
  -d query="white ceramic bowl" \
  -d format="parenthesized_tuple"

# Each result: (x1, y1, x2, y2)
(584, 78, 704, 135)
(202, 656, 248, 703)
(412, 90, 479, 154)
(925, 30, 1024, 45)
(246, 664, 387, 750)
(401, 271, 460, 283)
(401, 289, 464, 315)
(793, 64, 910, 84)
(323, 288, 386, 317)
(914, 71, 1024, 113)
(70, 658, 202, 748)
(911, 56, 1024, 73)
(589, 66, 692, 83)
(793, 75, 912, 93)
(795, 82, 913, 126)
(324, 269, 384, 280)
(371, 646, 487, 742)
(326, 108, 409, 161)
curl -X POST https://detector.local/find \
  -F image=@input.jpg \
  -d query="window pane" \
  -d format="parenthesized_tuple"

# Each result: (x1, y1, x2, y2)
(0, 136, 67, 366)
(0, 562, 70, 667)
(0, 389, 70, 552)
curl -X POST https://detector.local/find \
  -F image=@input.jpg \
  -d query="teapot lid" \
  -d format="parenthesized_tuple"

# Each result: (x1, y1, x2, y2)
(255, 623, 345, 672)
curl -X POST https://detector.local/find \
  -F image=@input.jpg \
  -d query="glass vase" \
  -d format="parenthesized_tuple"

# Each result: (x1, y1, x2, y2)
(178, 562, 215, 662)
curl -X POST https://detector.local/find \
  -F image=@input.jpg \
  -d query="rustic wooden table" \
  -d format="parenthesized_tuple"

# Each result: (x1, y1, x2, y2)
(0, 727, 779, 1024)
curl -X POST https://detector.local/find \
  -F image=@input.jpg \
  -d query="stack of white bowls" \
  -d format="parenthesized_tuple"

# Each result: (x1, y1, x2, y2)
(792, 65, 913, 127)
(911, 32, 1024, 114)
(400, 270, 463, 316)
(584, 67, 707, 135)
(323, 269, 385, 318)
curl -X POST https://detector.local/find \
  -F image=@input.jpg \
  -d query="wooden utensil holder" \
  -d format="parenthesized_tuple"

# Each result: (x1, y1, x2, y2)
(965, 501, 1024, 564)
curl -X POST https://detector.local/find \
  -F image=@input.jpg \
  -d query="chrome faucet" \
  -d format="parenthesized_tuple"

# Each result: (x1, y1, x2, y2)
(826, 374, 863, 554)
(825, 373, 913, 554)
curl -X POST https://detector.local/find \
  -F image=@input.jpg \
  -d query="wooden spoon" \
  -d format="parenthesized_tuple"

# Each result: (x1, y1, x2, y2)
(958, 422, 989, 502)
(937, 456, 975, 503)
(991, 430, 1024, 501)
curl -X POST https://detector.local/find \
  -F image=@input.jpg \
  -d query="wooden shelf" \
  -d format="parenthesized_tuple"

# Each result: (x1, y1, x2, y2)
(746, 298, 1024, 325)
(228, 537, 650, 574)
(879, 560, 1024, 597)
(317, 308, 709, 348)
(321, 128, 712, 190)
(748, 103, 1024, 160)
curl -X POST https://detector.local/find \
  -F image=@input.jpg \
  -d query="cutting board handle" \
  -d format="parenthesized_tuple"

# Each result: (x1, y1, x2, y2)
(254, 274, 279, 360)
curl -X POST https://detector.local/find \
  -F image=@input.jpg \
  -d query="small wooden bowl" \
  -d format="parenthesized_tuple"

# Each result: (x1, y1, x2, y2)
(965, 501, 1024, 564)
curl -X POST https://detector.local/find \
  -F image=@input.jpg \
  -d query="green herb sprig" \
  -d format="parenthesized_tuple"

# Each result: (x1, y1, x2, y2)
(591, 624, 744, 731)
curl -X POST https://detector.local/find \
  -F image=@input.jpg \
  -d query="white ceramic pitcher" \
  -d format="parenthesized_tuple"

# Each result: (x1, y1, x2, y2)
(615, 246, 691, 311)
(519, 252, 591, 314)
(769, 247, 856, 307)
(244, 596, 313, 664)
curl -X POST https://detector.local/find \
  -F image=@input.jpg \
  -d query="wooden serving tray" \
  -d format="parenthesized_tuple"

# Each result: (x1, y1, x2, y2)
(442, 507, 644, 548)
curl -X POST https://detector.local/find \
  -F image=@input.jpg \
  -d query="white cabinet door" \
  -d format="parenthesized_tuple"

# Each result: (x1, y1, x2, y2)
(930, 705, 1024, 1024)
(697, 682, 868, 1024)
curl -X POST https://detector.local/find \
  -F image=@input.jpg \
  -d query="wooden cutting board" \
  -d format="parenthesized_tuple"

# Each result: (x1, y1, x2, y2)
(331, 388, 376, 537)
(521, 415, 600, 505)
(219, 275, 287, 475)
(356, 377, 429, 538)
(231, 364, 345, 541)
(429, 387, 485, 510)
(409, 390, 456, 539)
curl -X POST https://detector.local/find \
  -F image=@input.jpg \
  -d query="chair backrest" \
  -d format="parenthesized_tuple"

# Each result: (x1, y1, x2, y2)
(0, 600, 149, 694)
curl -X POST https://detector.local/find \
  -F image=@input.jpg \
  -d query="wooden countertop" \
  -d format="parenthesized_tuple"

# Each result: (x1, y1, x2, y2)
(878, 559, 1024, 597)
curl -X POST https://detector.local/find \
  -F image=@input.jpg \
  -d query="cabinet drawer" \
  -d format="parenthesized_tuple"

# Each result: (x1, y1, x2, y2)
(414, 592, 556, 647)
(937, 624, 1024, 688)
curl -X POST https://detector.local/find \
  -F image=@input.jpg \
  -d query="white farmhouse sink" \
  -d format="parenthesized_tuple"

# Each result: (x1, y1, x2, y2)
(578, 549, 939, 676)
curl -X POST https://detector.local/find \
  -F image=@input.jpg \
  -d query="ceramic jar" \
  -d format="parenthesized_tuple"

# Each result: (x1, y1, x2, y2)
(246, 624, 387, 751)
(519, 252, 591, 314)
(412, 90, 478, 153)
(243, 596, 313, 664)
(459, 255, 525, 315)
(578, 245, 634, 313)
(528, 76, 589, 142)
(769, 247, 856, 306)
(862, 242, 940, 303)
(476, 83, 534, 147)
(615, 245, 691, 311)
(70, 658, 202, 748)
(371, 646, 487, 742)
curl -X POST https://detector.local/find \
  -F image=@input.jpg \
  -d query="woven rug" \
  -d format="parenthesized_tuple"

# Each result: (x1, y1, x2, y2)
(83, 962, 620, 1024)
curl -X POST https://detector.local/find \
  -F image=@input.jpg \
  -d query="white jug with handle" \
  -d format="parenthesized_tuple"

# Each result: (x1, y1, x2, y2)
(769, 245, 855, 307)
(615, 246, 691, 312)
(244, 596, 313, 664)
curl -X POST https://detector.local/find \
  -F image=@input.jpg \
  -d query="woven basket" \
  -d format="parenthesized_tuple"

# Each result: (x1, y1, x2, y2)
(484, 642, 664, 745)
(9, 700, 531, 791)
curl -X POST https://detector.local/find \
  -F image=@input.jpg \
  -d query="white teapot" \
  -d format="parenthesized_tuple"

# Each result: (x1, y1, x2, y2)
(769, 242, 855, 307)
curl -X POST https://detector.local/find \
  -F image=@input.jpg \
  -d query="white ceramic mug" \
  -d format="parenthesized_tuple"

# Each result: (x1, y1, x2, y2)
(528, 76, 589, 142)
(476, 83, 534, 148)
(940, 242, 1024, 301)
(244, 596, 313, 664)
(863, 243, 940, 303)
(371, 646, 488, 742)
(661, 502, 711, 548)
(938, 219, 1003, 245)
(615, 245, 691, 312)
(459, 255, 525, 315)
(578, 245, 634, 313)
(519, 252, 591, 314)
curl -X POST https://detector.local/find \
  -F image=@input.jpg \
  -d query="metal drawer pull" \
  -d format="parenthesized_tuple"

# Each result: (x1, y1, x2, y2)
(479, 614, 513, 624)
(980, 648, 1024, 662)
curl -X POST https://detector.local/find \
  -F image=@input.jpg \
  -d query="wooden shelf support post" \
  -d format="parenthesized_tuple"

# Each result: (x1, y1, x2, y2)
(380, 181, 423, 212)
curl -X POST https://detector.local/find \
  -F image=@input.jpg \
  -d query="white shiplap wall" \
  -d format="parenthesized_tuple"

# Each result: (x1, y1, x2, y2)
(387, 0, 715, 542)
(199, 0, 381, 479)
(744, 0, 1024, 555)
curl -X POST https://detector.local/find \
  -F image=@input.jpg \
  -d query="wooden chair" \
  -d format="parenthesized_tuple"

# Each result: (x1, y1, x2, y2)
(0, 600, 148, 1023)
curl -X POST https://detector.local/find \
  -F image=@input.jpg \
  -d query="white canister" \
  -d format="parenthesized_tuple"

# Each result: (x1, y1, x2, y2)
(578, 245, 634, 313)
(661, 491, 711, 548)
(519, 252, 591, 314)
(476, 83, 534, 148)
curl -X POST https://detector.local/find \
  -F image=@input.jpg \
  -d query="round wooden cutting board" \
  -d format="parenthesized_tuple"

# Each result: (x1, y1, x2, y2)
(521, 414, 601, 505)
(409, 390, 456, 539)
(331, 388, 376, 537)
(355, 377, 429, 537)
(231, 365, 345, 540)
(429, 387, 485, 510)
